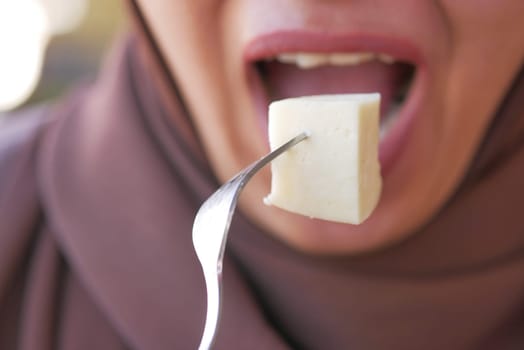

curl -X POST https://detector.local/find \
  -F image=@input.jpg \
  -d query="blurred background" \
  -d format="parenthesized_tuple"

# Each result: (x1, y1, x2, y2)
(0, 0, 123, 112)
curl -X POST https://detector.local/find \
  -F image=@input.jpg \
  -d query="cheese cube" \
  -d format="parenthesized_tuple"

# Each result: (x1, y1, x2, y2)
(264, 94, 382, 224)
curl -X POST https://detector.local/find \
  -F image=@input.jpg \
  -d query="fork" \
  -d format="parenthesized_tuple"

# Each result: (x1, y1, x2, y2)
(192, 132, 308, 350)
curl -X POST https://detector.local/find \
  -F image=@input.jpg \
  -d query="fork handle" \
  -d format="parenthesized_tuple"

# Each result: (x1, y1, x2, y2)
(198, 271, 221, 350)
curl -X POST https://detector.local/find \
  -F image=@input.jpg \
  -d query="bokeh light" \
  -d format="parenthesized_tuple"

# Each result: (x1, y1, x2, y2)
(0, 0, 87, 111)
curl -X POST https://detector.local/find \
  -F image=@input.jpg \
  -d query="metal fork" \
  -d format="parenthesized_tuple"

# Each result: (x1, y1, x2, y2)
(192, 132, 308, 350)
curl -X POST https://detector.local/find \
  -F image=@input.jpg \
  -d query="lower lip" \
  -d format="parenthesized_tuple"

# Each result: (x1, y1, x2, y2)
(246, 64, 428, 178)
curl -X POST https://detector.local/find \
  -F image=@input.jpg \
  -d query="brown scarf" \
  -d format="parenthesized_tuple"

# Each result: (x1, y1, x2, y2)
(1, 3, 523, 349)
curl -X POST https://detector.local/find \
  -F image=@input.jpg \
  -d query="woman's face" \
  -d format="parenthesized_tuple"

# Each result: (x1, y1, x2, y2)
(137, 0, 524, 254)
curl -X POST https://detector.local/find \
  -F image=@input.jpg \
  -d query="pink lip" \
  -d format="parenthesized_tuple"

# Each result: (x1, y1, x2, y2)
(244, 30, 425, 64)
(243, 30, 429, 177)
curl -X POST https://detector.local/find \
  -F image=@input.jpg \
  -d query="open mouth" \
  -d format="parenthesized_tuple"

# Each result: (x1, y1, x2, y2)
(256, 52, 415, 139)
(244, 32, 425, 175)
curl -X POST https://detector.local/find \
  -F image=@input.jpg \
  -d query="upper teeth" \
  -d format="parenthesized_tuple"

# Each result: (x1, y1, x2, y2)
(274, 52, 395, 69)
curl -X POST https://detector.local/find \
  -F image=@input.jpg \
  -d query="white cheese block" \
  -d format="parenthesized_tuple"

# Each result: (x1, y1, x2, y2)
(264, 93, 382, 224)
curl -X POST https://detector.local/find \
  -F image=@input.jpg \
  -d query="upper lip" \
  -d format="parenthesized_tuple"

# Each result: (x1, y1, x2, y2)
(243, 30, 425, 67)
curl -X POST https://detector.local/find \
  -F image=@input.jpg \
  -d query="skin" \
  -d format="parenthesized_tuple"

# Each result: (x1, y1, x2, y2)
(136, 0, 524, 254)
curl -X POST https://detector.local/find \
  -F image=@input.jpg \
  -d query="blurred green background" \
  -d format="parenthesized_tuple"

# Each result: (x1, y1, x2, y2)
(28, 0, 124, 106)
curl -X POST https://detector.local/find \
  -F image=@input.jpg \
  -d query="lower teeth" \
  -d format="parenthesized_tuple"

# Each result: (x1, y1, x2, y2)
(379, 67, 413, 140)
(379, 101, 402, 140)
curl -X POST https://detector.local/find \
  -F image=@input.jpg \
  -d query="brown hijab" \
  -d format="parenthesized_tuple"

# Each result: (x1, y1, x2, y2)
(0, 2, 523, 349)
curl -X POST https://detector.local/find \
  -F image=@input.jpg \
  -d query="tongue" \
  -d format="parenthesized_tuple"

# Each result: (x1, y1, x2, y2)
(262, 61, 408, 118)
